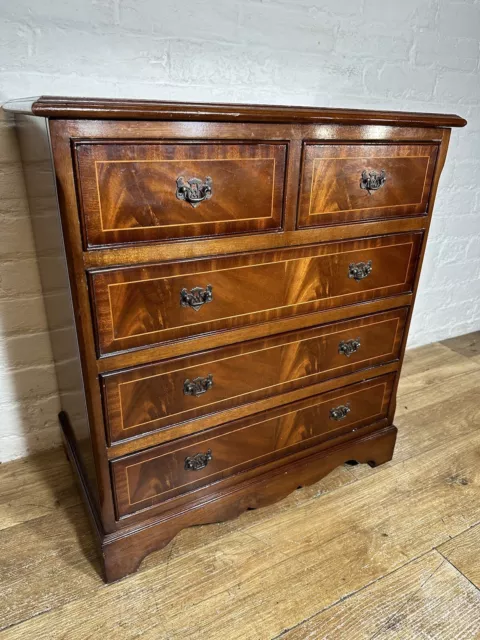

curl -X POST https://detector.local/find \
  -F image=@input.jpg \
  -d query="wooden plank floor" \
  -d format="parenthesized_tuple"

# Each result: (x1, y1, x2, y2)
(1, 333, 480, 639)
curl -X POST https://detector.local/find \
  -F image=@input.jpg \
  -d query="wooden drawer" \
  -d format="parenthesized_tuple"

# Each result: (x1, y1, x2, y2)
(298, 143, 438, 228)
(90, 232, 422, 355)
(74, 140, 287, 247)
(112, 374, 394, 517)
(103, 308, 407, 443)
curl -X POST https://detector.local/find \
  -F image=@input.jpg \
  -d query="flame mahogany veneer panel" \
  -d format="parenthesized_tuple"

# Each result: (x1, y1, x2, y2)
(298, 143, 439, 228)
(102, 308, 408, 443)
(74, 141, 287, 247)
(90, 232, 422, 356)
(112, 374, 395, 517)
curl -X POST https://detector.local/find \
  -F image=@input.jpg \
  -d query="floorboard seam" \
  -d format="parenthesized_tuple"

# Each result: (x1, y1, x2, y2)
(397, 362, 480, 393)
(0, 607, 55, 634)
(2, 342, 480, 634)
(436, 549, 480, 593)
(269, 549, 439, 640)
(366, 555, 447, 640)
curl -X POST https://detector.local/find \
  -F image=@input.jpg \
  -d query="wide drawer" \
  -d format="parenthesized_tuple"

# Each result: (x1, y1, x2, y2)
(74, 140, 287, 247)
(103, 308, 408, 443)
(298, 143, 438, 228)
(112, 374, 394, 517)
(90, 232, 422, 355)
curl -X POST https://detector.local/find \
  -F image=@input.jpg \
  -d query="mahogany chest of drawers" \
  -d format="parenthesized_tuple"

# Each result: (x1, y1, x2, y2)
(5, 96, 466, 582)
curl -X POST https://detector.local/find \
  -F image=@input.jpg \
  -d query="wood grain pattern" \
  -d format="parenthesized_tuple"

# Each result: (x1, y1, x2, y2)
(0, 449, 356, 632)
(97, 296, 413, 374)
(46, 121, 119, 532)
(5, 98, 464, 584)
(2, 338, 480, 637)
(0, 504, 101, 633)
(83, 219, 428, 269)
(3, 95, 468, 127)
(343, 340, 480, 492)
(103, 308, 407, 443)
(13, 114, 102, 511)
(0, 449, 80, 532)
(439, 524, 480, 589)
(107, 363, 399, 459)
(47, 118, 446, 278)
(298, 143, 438, 228)
(112, 374, 394, 517)
(441, 330, 480, 359)
(91, 232, 422, 355)
(75, 141, 287, 247)
(49, 116, 446, 272)
(281, 551, 480, 639)
(7, 424, 480, 635)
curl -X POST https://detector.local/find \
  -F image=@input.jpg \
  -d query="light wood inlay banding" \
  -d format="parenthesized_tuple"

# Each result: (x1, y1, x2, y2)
(75, 141, 287, 247)
(102, 308, 407, 443)
(298, 143, 439, 228)
(111, 374, 394, 516)
(90, 233, 421, 355)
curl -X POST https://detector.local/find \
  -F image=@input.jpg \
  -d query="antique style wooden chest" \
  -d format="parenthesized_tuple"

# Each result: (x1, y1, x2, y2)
(4, 97, 466, 582)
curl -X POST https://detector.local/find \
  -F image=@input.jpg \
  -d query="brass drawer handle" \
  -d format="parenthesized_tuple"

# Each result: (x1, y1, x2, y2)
(183, 374, 214, 397)
(329, 402, 351, 421)
(180, 285, 213, 311)
(348, 260, 372, 282)
(176, 176, 213, 207)
(338, 338, 361, 357)
(184, 449, 213, 471)
(360, 169, 386, 194)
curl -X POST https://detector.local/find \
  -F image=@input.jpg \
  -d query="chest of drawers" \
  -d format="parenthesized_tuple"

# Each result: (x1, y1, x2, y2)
(5, 96, 466, 582)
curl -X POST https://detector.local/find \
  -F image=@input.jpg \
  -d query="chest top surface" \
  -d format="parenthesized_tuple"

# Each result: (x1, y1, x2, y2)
(3, 95, 467, 127)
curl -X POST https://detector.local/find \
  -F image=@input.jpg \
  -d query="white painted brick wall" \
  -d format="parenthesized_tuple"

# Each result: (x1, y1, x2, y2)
(0, 0, 479, 462)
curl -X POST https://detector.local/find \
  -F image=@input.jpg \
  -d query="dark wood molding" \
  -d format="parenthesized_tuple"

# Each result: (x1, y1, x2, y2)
(3, 95, 467, 127)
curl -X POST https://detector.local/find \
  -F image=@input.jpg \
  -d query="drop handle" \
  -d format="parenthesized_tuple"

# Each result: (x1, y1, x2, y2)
(329, 403, 351, 421)
(183, 374, 214, 397)
(338, 338, 361, 357)
(176, 176, 213, 207)
(184, 449, 213, 471)
(360, 169, 386, 194)
(348, 260, 372, 282)
(180, 285, 213, 311)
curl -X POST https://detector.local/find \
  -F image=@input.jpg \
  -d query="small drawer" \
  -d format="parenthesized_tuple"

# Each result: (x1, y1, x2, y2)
(297, 143, 438, 228)
(111, 374, 394, 517)
(102, 308, 408, 443)
(90, 232, 422, 355)
(74, 140, 287, 247)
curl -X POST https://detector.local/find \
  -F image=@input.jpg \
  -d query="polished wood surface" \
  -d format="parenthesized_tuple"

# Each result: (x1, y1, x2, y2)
(112, 374, 394, 517)
(107, 363, 399, 459)
(298, 143, 438, 228)
(4, 95, 467, 127)
(4, 96, 464, 583)
(75, 141, 286, 247)
(83, 219, 428, 269)
(103, 308, 407, 443)
(98, 295, 413, 374)
(1, 337, 480, 638)
(91, 232, 421, 355)
(50, 118, 445, 270)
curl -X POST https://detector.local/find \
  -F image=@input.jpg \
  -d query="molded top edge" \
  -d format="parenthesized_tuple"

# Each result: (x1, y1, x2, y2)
(2, 95, 467, 127)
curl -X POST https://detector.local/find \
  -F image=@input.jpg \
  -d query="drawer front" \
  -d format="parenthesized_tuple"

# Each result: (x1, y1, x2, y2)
(298, 143, 438, 228)
(91, 232, 422, 355)
(74, 141, 287, 247)
(112, 374, 394, 517)
(103, 308, 408, 443)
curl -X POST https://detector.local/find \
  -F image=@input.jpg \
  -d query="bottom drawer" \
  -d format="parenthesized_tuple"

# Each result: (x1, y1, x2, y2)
(112, 373, 395, 517)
